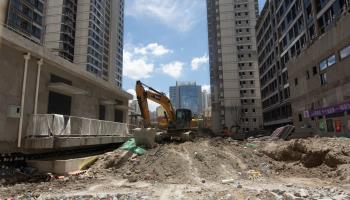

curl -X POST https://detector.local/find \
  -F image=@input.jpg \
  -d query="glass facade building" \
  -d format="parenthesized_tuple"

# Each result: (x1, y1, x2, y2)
(170, 82, 203, 116)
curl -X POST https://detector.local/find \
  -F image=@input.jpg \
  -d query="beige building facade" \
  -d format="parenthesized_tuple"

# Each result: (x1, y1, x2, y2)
(288, 14, 350, 137)
(0, 1, 131, 153)
(207, 0, 262, 133)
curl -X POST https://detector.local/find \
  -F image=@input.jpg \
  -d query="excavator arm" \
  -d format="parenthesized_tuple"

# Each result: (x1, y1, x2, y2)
(135, 80, 176, 127)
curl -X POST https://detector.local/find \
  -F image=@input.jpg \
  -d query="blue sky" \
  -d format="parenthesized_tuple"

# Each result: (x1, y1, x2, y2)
(123, 0, 266, 110)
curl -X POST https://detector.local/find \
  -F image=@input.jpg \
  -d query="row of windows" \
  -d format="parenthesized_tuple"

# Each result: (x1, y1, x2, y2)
(239, 71, 254, 76)
(240, 118, 257, 123)
(8, 11, 42, 39)
(238, 62, 253, 67)
(240, 90, 255, 94)
(235, 12, 250, 17)
(295, 44, 350, 87)
(235, 20, 250, 25)
(241, 99, 256, 105)
(236, 36, 250, 41)
(241, 108, 257, 113)
(87, 55, 102, 69)
(263, 103, 292, 123)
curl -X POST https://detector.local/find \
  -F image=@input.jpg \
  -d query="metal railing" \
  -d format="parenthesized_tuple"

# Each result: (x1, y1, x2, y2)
(26, 114, 130, 137)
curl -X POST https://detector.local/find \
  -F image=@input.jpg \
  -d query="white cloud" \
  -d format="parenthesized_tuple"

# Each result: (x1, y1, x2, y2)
(191, 55, 209, 70)
(127, 88, 158, 112)
(126, 0, 205, 32)
(161, 61, 184, 78)
(148, 100, 159, 112)
(202, 85, 210, 93)
(127, 89, 136, 100)
(134, 43, 172, 56)
(123, 51, 154, 80)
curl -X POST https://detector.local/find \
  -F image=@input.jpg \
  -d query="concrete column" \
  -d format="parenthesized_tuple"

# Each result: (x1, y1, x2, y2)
(18, 53, 31, 148)
(311, 0, 321, 36)
(34, 58, 43, 115)
(0, 0, 9, 24)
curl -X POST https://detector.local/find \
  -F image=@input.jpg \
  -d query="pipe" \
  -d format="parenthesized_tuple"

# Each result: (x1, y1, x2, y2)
(34, 59, 43, 115)
(18, 53, 31, 148)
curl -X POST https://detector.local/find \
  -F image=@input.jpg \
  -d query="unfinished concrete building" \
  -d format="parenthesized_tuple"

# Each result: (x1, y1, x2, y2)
(207, 0, 262, 133)
(256, 0, 350, 131)
(0, 0, 131, 153)
(288, 13, 350, 137)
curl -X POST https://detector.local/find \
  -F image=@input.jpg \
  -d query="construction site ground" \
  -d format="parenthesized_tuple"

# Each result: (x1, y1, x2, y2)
(1, 136, 350, 199)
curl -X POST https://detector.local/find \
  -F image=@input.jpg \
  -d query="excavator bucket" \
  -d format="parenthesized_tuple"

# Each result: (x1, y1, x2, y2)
(133, 128, 157, 148)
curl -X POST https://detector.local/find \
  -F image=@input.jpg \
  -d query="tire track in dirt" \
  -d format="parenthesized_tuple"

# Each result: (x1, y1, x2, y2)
(170, 146, 202, 184)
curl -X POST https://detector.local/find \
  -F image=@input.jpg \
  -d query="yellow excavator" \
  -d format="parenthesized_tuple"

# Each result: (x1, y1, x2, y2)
(135, 80, 196, 143)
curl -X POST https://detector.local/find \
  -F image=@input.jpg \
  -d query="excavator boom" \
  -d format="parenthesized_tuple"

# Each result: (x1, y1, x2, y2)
(135, 80, 176, 127)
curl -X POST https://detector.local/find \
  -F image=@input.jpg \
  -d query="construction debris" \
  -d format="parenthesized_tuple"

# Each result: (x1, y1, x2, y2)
(0, 137, 349, 199)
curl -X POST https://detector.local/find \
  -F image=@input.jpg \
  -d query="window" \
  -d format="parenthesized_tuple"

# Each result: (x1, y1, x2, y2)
(294, 78, 298, 86)
(298, 114, 302, 122)
(319, 59, 327, 71)
(320, 73, 327, 85)
(340, 45, 350, 60)
(327, 55, 336, 66)
(306, 70, 310, 79)
(313, 66, 318, 75)
(320, 54, 336, 71)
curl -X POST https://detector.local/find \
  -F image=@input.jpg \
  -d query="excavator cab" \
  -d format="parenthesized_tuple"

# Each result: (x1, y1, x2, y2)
(175, 109, 192, 130)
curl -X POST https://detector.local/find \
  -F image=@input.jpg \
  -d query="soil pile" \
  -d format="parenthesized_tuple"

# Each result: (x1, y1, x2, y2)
(90, 137, 350, 184)
(262, 137, 350, 168)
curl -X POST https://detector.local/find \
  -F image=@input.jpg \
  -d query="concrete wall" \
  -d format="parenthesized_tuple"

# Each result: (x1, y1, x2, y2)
(0, 28, 131, 153)
(44, 0, 64, 52)
(288, 14, 350, 137)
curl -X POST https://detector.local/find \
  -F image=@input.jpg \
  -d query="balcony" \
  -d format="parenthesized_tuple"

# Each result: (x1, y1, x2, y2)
(24, 114, 132, 149)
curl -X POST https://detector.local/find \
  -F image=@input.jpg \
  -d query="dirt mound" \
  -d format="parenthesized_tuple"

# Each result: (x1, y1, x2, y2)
(262, 138, 350, 168)
(88, 137, 350, 185)
(90, 138, 273, 184)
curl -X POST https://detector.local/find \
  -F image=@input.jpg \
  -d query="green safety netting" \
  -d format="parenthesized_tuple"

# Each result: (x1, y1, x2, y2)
(119, 138, 147, 155)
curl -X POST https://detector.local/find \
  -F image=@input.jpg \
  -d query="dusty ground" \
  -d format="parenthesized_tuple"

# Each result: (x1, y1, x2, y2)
(1, 137, 350, 199)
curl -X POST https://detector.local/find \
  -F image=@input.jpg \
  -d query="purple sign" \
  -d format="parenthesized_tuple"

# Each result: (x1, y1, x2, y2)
(308, 100, 350, 118)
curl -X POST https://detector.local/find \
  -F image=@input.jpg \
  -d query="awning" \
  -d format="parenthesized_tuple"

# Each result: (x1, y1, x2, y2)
(100, 100, 118, 105)
(48, 82, 89, 95)
(115, 105, 129, 111)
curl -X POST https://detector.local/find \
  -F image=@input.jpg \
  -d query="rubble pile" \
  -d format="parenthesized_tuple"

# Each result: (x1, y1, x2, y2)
(1, 137, 349, 199)
(90, 137, 350, 184)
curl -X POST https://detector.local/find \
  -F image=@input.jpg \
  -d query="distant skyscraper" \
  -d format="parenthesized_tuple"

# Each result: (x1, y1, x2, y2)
(207, 0, 263, 133)
(170, 82, 203, 115)
(6, 0, 124, 88)
(129, 99, 141, 115)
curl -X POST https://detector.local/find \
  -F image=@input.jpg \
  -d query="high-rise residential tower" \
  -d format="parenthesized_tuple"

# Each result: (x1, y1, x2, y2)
(6, 0, 45, 43)
(6, 0, 124, 88)
(256, 0, 349, 130)
(74, 0, 124, 87)
(207, 0, 262, 133)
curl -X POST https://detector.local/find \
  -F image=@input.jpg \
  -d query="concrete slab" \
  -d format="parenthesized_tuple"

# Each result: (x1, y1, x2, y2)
(27, 156, 97, 175)
(27, 150, 134, 175)
(24, 137, 54, 149)
(24, 136, 131, 149)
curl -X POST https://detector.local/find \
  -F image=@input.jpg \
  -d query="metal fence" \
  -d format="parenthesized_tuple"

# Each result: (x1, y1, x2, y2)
(26, 114, 130, 137)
